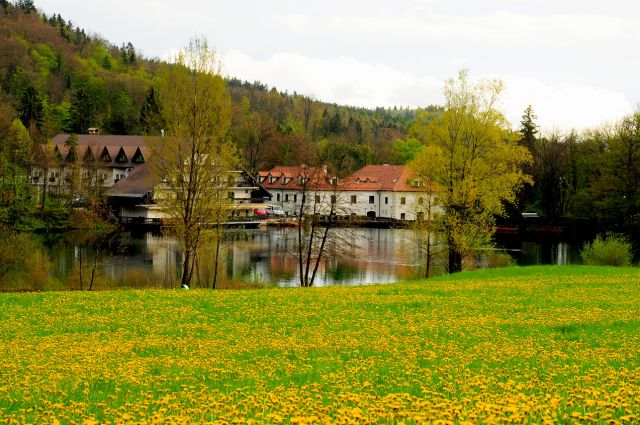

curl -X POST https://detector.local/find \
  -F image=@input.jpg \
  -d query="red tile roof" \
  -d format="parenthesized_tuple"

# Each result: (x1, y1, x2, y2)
(341, 165, 424, 192)
(258, 164, 429, 193)
(259, 166, 336, 191)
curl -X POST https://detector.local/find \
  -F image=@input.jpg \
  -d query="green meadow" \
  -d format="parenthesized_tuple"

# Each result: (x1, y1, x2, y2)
(0, 265, 639, 424)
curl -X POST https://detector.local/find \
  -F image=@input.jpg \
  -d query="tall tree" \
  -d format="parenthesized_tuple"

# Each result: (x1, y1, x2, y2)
(69, 87, 96, 134)
(410, 70, 531, 273)
(150, 37, 237, 289)
(18, 86, 44, 130)
(139, 86, 164, 135)
(519, 105, 538, 152)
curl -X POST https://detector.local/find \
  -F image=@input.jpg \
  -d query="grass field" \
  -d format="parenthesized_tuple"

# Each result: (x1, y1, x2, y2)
(0, 265, 639, 424)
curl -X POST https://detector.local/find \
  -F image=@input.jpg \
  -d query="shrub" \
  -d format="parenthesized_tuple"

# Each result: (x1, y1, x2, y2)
(580, 233, 633, 267)
(486, 250, 515, 268)
(0, 225, 53, 290)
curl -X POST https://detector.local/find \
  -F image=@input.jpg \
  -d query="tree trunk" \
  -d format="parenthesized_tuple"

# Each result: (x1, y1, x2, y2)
(212, 226, 222, 289)
(181, 249, 191, 288)
(425, 241, 431, 279)
(78, 247, 83, 290)
(448, 244, 462, 274)
(89, 251, 98, 291)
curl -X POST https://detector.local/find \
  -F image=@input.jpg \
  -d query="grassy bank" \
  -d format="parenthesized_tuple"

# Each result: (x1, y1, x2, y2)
(0, 265, 639, 424)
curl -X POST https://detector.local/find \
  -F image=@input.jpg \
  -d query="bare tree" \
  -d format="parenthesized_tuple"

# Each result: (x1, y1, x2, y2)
(411, 178, 446, 278)
(150, 37, 238, 289)
(293, 167, 354, 287)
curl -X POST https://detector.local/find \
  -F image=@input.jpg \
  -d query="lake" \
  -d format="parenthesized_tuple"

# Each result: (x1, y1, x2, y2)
(45, 228, 583, 289)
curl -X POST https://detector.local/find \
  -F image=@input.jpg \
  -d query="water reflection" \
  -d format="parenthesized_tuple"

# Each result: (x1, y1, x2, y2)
(46, 228, 582, 289)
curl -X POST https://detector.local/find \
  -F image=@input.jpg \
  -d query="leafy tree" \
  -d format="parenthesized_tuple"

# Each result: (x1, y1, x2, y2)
(390, 137, 422, 164)
(534, 133, 569, 219)
(150, 37, 238, 289)
(410, 71, 531, 273)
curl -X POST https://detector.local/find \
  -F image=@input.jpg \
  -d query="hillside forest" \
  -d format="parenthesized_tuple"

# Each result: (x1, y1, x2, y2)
(0, 1, 639, 240)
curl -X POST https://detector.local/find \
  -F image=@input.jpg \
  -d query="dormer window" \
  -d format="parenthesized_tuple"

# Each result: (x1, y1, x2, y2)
(115, 147, 128, 164)
(54, 146, 62, 161)
(100, 147, 112, 162)
(83, 146, 95, 162)
(132, 148, 145, 164)
(300, 177, 308, 186)
(66, 147, 76, 162)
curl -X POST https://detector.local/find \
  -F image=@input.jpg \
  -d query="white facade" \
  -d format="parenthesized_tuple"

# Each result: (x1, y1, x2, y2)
(265, 186, 434, 221)
(258, 165, 438, 221)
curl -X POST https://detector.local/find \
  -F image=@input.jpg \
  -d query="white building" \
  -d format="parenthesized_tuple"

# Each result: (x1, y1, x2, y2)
(258, 164, 436, 221)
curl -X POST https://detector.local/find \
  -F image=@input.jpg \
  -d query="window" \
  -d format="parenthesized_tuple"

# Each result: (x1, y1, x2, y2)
(315, 195, 321, 203)
(350, 195, 357, 204)
(293, 194, 297, 203)
(132, 148, 145, 164)
(369, 195, 375, 204)
(100, 148, 111, 162)
(330, 195, 336, 204)
(277, 193, 281, 202)
(401, 197, 406, 205)
(228, 191, 235, 200)
(115, 148, 128, 164)
(285, 194, 289, 202)
(385, 197, 388, 205)
(418, 197, 424, 205)
(400, 213, 406, 220)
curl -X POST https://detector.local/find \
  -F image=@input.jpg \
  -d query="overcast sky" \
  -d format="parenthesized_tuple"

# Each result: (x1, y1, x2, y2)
(36, 0, 640, 131)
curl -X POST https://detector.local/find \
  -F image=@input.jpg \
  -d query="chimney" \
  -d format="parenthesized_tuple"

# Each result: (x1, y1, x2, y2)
(322, 165, 327, 173)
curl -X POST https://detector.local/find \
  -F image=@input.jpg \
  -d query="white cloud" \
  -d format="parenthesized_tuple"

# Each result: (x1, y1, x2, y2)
(221, 50, 633, 131)
(500, 75, 634, 131)
(221, 50, 444, 109)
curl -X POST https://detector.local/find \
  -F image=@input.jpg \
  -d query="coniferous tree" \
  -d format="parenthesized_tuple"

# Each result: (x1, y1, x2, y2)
(140, 87, 164, 135)
(69, 88, 96, 134)
(18, 86, 44, 130)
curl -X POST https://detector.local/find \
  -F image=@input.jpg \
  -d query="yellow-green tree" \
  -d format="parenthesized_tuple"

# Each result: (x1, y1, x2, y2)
(410, 70, 531, 273)
(150, 37, 238, 289)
